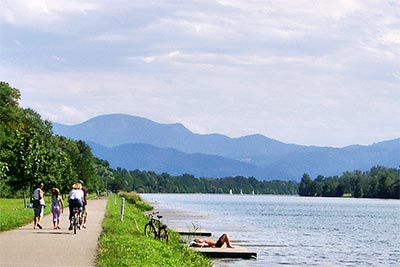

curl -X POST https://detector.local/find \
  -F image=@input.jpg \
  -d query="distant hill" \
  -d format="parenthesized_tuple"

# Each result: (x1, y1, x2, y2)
(52, 114, 298, 158)
(53, 114, 400, 180)
(87, 142, 274, 179)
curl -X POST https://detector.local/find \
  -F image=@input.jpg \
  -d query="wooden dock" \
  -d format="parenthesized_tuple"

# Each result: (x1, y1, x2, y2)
(174, 227, 257, 259)
(191, 246, 257, 259)
(174, 228, 212, 236)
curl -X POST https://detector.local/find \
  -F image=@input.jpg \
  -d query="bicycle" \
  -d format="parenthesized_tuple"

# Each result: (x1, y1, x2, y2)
(144, 212, 168, 242)
(72, 207, 83, 234)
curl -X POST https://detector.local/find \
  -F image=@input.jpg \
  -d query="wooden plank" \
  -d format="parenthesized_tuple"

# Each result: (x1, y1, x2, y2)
(174, 228, 212, 236)
(190, 246, 257, 259)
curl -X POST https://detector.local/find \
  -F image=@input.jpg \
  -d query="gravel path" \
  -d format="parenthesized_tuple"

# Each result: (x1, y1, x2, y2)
(0, 198, 107, 267)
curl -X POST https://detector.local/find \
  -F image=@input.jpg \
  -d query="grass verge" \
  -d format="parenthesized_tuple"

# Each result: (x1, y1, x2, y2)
(0, 198, 53, 232)
(97, 192, 212, 267)
(0, 193, 94, 232)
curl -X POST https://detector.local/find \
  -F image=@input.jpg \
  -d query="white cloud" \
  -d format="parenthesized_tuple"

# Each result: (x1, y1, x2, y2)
(0, 0, 97, 29)
(381, 30, 400, 45)
(1, 0, 399, 147)
(89, 33, 130, 43)
(216, 0, 361, 19)
(126, 50, 181, 64)
(50, 56, 66, 62)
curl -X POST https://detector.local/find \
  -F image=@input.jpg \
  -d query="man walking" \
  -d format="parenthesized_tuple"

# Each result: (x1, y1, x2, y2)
(33, 182, 45, 229)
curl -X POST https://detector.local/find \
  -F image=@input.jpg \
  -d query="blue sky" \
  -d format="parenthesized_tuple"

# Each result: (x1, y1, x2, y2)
(1, 0, 399, 147)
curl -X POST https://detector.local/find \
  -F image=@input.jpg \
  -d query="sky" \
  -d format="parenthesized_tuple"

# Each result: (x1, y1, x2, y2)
(1, 0, 399, 147)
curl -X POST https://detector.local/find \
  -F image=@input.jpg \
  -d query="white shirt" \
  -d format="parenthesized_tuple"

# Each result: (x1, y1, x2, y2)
(69, 189, 84, 200)
(33, 188, 41, 200)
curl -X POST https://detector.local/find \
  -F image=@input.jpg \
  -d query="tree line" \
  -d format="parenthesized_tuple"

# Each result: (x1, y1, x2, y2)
(299, 166, 399, 199)
(106, 167, 298, 194)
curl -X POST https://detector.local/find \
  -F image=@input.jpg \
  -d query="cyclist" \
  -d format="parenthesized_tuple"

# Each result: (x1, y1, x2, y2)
(68, 182, 84, 230)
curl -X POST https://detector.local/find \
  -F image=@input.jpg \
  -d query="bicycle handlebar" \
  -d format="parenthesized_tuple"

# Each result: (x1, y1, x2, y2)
(146, 211, 162, 219)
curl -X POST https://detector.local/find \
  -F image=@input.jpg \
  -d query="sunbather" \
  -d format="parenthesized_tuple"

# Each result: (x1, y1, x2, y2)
(190, 233, 233, 248)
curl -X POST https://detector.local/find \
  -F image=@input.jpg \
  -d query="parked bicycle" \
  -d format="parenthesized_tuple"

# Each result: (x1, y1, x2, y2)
(144, 212, 168, 242)
(72, 207, 83, 234)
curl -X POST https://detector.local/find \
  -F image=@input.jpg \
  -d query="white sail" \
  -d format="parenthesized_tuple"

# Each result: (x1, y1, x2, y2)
(240, 189, 243, 195)
(229, 189, 233, 195)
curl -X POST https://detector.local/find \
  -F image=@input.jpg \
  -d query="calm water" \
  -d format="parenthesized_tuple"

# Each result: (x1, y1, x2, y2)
(140, 194, 400, 267)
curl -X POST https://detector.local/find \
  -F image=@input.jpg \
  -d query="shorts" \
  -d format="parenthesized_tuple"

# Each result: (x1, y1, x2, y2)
(215, 236, 223, 248)
(68, 199, 83, 220)
(33, 199, 40, 209)
(52, 205, 61, 221)
(34, 205, 44, 217)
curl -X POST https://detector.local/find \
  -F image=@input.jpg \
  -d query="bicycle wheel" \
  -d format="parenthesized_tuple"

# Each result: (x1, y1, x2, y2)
(77, 214, 81, 230)
(144, 223, 156, 239)
(73, 215, 77, 235)
(159, 228, 168, 242)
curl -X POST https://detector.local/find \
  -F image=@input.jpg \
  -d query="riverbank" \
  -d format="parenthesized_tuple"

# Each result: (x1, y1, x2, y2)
(97, 192, 211, 267)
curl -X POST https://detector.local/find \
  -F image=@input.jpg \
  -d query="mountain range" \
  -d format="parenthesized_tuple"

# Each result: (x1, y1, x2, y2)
(52, 114, 399, 181)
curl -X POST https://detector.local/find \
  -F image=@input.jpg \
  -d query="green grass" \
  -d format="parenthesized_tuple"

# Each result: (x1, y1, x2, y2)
(97, 193, 212, 267)
(0, 193, 100, 232)
(0, 197, 51, 232)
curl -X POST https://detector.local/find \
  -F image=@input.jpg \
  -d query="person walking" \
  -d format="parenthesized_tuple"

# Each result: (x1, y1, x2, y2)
(51, 188, 64, 229)
(80, 181, 88, 229)
(33, 182, 45, 229)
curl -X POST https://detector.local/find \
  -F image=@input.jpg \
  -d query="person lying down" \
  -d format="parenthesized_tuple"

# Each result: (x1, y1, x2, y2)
(190, 233, 233, 248)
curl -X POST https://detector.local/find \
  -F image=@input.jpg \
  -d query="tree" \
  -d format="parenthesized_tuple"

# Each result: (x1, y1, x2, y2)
(0, 82, 105, 198)
(352, 176, 363, 198)
(299, 173, 315, 196)
(6, 108, 53, 198)
(0, 82, 23, 196)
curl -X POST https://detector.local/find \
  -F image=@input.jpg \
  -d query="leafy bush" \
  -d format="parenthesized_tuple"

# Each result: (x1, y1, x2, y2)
(118, 191, 153, 211)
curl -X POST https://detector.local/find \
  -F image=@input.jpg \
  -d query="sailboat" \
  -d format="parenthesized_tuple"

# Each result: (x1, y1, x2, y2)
(240, 189, 243, 195)
(229, 189, 233, 195)
(252, 190, 255, 195)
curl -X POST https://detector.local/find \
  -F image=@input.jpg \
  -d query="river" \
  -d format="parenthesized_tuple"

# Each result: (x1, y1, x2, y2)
(140, 194, 400, 267)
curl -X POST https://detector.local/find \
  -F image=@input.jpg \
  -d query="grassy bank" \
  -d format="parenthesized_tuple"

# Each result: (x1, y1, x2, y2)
(0, 194, 95, 232)
(0, 198, 53, 232)
(97, 192, 211, 267)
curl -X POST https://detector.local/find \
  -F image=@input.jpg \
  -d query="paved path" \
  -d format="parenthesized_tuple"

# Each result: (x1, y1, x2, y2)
(0, 198, 107, 267)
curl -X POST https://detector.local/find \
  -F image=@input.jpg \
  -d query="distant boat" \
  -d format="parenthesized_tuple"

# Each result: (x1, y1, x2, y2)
(240, 189, 243, 195)
(229, 189, 233, 195)
(252, 190, 255, 195)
